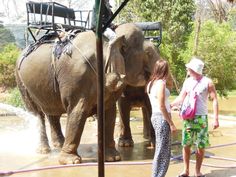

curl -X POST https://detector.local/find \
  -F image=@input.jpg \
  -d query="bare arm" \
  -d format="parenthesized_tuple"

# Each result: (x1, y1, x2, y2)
(157, 81, 177, 133)
(171, 89, 187, 108)
(208, 79, 219, 129)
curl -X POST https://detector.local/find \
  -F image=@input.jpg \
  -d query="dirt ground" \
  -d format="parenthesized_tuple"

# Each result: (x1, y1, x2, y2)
(0, 89, 236, 177)
(0, 105, 236, 177)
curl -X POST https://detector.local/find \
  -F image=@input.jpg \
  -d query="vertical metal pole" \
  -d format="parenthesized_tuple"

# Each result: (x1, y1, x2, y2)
(95, 0, 105, 177)
(102, 0, 129, 32)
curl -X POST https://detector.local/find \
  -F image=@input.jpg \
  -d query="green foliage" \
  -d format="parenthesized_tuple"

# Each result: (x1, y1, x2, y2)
(182, 20, 236, 96)
(5, 87, 24, 108)
(118, 1, 236, 95)
(228, 8, 236, 29)
(0, 44, 20, 88)
(0, 25, 15, 51)
(228, 90, 236, 96)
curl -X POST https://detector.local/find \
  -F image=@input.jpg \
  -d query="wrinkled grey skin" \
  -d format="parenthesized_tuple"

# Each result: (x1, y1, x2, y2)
(15, 23, 158, 165)
(118, 85, 155, 147)
(118, 42, 160, 147)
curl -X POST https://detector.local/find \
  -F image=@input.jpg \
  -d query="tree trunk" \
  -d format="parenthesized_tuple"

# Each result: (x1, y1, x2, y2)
(193, 17, 201, 56)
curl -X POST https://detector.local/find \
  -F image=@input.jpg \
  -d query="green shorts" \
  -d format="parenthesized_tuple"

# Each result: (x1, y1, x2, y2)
(182, 115, 210, 149)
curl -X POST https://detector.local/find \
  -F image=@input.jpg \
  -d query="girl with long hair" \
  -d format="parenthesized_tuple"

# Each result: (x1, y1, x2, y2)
(147, 59, 177, 177)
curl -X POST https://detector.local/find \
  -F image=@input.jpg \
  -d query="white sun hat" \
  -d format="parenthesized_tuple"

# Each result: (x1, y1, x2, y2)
(185, 57, 204, 75)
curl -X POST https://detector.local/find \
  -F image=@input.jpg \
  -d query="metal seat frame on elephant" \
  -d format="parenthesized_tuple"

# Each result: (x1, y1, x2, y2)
(26, 1, 162, 46)
(135, 21, 162, 47)
(26, 1, 92, 42)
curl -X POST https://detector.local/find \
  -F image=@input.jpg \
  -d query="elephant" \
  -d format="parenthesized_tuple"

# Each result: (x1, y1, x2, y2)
(117, 70, 175, 148)
(117, 39, 160, 147)
(118, 85, 155, 147)
(15, 23, 159, 165)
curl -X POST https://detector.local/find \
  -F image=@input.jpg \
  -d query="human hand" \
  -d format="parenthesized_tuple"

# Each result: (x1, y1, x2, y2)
(170, 124, 177, 134)
(170, 103, 180, 111)
(110, 23, 118, 30)
(213, 119, 219, 130)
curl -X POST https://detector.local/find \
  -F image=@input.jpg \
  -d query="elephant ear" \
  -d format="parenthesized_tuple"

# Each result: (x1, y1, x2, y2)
(143, 41, 160, 80)
(144, 41, 155, 58)
(105, 35, 126, 76)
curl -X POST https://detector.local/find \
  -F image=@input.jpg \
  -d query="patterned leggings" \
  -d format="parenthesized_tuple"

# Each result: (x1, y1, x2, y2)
(151, 113, 171, 177)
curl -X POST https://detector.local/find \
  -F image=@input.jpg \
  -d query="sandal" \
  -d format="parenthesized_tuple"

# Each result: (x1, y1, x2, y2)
(178, 174, 189, 177)
(195, 175, 206, 177)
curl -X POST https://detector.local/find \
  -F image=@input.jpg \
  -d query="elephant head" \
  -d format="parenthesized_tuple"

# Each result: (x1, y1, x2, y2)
(70, 23, 159, 90)
(113, 23, 160, 87)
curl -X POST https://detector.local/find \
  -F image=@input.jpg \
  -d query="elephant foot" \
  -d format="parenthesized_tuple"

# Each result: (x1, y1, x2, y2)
(58, 152, 82, 165)
(36, 144, 51, 154)
(118, 137, 134, 147)
(105, 148, 121, 162)
(52, 143, 63, 151)
(143, 133, 150, 139)
(52, 138, 65, 149)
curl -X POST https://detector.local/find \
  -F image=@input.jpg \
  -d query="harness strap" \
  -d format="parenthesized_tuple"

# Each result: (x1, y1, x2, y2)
(71, 41, 97, 76)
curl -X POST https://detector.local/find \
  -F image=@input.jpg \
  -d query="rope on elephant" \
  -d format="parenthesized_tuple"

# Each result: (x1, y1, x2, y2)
(71, 41, 97, 75)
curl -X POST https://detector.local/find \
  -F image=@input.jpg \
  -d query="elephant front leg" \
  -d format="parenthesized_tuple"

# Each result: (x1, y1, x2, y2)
(142, 96, 155, 147)
(105, 103, 121, 161)
(142, 107, 155, 148)
(117, 98, 134, 147)
(142, 106, 151, 139)
(58, 104, 87, 165)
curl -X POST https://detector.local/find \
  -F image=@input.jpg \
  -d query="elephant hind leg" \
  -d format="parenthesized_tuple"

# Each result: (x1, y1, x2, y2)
(47, 115, 65, 150)
(37, 114, 51, 154)
(19, 95, 50, 154)
(15, 71, 50, 153)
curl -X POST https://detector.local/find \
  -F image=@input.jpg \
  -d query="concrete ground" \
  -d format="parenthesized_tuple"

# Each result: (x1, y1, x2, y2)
(0, 107, 236, 177)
